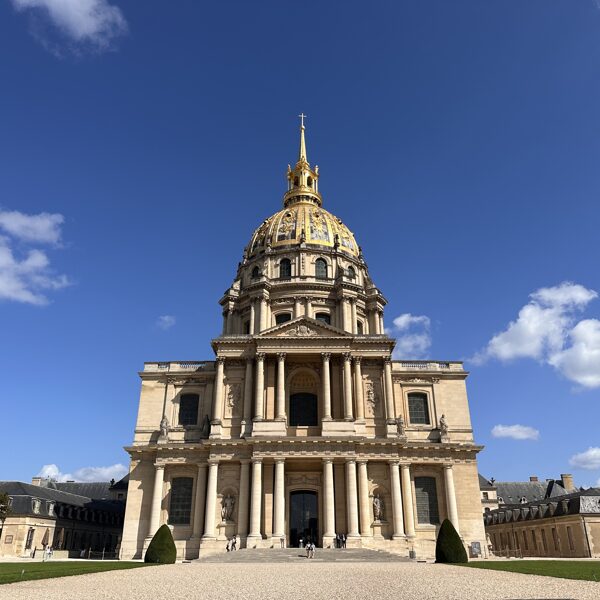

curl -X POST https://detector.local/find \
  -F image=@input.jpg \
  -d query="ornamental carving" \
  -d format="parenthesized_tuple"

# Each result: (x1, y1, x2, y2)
(397, 377, 434, 384)
(226, 383, 242, 417)
(284, 324, 318, 337)
(364, 378, 380, 417)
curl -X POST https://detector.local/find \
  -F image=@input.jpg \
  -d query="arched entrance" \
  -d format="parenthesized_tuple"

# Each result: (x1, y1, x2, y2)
(289, 490, 319, 547)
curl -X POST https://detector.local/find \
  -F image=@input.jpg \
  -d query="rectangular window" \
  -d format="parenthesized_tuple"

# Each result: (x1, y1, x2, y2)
(179, 394, 199, 426)
(552, 527, 559, 550)
(567, 526, 575, 551)
(407, 393, 430, 425)
(482, 492, 489, 500)
(414, 476, 439, 524)
(169, 477, 193, 525)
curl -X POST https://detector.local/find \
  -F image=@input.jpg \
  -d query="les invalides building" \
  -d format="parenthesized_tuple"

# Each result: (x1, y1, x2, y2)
(121, 120, 485, 559)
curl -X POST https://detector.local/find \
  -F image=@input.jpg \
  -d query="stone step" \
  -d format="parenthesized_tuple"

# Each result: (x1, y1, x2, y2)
(194, 548, 411, 563)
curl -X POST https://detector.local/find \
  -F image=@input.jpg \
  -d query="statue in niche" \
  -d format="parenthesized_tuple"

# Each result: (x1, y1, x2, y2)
(365, 380, 378, 416)
(396, 414, 406, 437)
(227, 383, 241, 415)
(159, 416, 169, 439)
(373, 494, 384, 521)
(439, 414, 449, 437)
(221, 494, 236, 522)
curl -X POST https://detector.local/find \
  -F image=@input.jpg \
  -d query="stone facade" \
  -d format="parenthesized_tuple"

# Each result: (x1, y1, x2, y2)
(121, 123, 486, 560)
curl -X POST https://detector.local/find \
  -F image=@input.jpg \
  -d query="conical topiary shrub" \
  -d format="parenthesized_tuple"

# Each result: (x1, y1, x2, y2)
(145, 524, 177, 564)
(435, 519, 468, 563)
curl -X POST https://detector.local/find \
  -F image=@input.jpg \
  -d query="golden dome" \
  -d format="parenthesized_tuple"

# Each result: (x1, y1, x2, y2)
(247, 201, 359, 258)
(246, 117, 359, 258)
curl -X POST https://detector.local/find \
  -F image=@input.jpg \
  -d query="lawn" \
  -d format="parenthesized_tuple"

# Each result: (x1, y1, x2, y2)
(460, 560, 600, 582)
(0, 561, 152, 585)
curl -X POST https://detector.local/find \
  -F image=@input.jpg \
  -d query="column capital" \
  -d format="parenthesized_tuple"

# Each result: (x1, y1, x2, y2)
(343, 352, 353, 362)
(356, 458, 368, 465)
(322, 457, 333, 465)
(277, 352, 286, 362)
(239, 458, 251, 465)
(443, 463, 454, 470)
(256, 352, 266, 362)
(353, 355, 362, 365)
(321, 352, 332, 362)
(388, 459, 400, 466)
(154, 463, 165, 470)
(345, 458, 357, 465)
(251, 457, 263, 464)
(274, 458, 285, 465)
(245, 357, 253, 364)
(399, 462, 411, 468)
(216, 356, 226, 366)
(197, 462, 208, 471)
(207, 458, 220, 466)
(383, 356, 392, 365)
(348, 297, 356, 305)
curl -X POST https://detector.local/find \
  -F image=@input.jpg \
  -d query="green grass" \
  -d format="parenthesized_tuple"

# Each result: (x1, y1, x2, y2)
(0, 561, 152, 585)
(460, 560, 600, 582)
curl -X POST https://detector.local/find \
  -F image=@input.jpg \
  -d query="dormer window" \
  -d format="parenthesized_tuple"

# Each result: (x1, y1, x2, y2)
(315, 312, 331, 325)
(32, 499, 41, 514)
(347, 266, 356, 279)
(251, 266, 260, 279)
(275, 313, 292, 325)
(294, 176, 299, 187)
(307, 176, 313, 188)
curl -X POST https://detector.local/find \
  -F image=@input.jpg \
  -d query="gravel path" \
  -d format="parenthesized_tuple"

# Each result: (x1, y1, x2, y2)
(1, 561, 597, 600)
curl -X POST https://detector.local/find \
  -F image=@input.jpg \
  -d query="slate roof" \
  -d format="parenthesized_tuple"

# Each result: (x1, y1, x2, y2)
(495, 480, 569, 505)
(55, 482, 111, 500)
(479, 474, 496, 490)
(109, 474, 129, 491)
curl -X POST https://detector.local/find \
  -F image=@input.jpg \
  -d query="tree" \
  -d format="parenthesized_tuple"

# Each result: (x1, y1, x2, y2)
(435, 519, 468, 563)
(0, 493, 11, 523)
(144, 524, 177, 564)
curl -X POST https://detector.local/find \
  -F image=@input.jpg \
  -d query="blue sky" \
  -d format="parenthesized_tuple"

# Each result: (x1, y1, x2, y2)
(1, 0, 599, 486)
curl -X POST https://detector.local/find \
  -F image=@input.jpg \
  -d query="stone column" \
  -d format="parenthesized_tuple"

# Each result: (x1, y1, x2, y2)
(211, 357, 225, 425)
(237, 460, 251, 539)
(321, 353, 332, 421)
(341, 298, 350, 332)
(249, 300, 256, 334)
(222, 311, 228, 335)
(353, 357, 364, 420)
(254, 353, 265, 421)
(345, 459, 360, 537)
(400, 463, 415, 537)
(248, 458, 263, 543)
(294, 297, 302, 319)
(444, 464, 460, 534)
(383, 357, 395, 423)
(372, 310, 380, 334)
(343, 353, 354, 421)
(202, 460, 219, 539)
(350, 299, 358, 335)
(276, 353, 286, 420)
(226, 309, 234, 335)
(192, 463, 208, 538)
(304, 297, 312, 319)
(323, 459, 335, 542)
(389, 461, 405, 538)
(259, 297, 267, 332)
(147, 464, 164, 538)
(379, 311, 385, 334)
(242, 359, 253, 428)
(357, 460, 371, 537)
(273, 459, 285, 539)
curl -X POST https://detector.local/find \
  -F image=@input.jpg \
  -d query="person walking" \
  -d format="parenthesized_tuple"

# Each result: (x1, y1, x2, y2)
(231, 535, 237, 551)
(341, 533, 346, 549)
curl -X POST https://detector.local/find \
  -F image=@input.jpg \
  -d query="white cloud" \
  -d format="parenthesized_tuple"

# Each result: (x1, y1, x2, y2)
(388, 313, 432, 359)
(0, 210, 64, 244)
(491, 424, 540, 441)
(569, 447, 600, 470)
(11, 0, 127, 55)
(472, 282, 600, 388)
(156, 315, 176, 330)
(38, 463, 127, 483)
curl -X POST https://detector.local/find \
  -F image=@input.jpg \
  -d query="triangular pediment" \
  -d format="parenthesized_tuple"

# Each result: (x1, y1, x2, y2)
(260, 316, 352, 338)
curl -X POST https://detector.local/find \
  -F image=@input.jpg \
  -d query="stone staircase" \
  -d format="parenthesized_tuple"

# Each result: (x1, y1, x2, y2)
(194, 548, 411, 563)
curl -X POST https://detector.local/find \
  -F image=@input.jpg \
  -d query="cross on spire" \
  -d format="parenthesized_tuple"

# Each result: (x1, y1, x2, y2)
(298, 112, 307, 128)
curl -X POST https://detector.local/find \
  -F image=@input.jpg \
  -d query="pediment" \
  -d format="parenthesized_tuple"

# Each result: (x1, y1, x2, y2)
(260, 316, 352, 338)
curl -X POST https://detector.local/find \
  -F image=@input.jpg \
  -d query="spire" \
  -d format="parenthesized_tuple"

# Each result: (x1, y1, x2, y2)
(298, 113, 308, 162)
(284, 114, 322, 207)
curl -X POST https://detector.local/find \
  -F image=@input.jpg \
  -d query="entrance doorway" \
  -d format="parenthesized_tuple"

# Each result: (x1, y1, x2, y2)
(289, 491, 319, 547)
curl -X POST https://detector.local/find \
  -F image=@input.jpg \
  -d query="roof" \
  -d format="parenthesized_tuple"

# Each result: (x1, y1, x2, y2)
(479, 474, 496, 490)
(0, 481, 124, 517)
(55, 482, 111, 500)
(109, 473, 129, 491)
(495, 480, 569, 505)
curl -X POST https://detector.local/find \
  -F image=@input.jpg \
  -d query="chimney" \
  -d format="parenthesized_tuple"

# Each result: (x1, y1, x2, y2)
(529, 476, 538, 482)
(560, 474, 575, 492)
(31, 477, 42, 486)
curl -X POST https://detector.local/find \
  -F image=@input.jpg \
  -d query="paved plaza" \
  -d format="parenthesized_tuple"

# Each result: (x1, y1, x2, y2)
(1, 553, 599, 600)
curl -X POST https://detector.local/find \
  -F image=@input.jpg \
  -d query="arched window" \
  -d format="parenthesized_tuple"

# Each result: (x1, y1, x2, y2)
(414, 477, 439, 524)
(179, 393, 199, 426)
(168, 477, 193, 525)
(294, 176, 299, 187)
(315, 258, 328, 279)
(280, 258, 292, 279)
(407, 392, 430, 424)
(251, 266, 260, 279)
(275, 312, 292, 325)
(357, 320, 364, 335)
(315, 312, 330, 325)
(347, 266, 356, 279)
(243, 320, 250, 334)
(307, 176, 313, 188)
